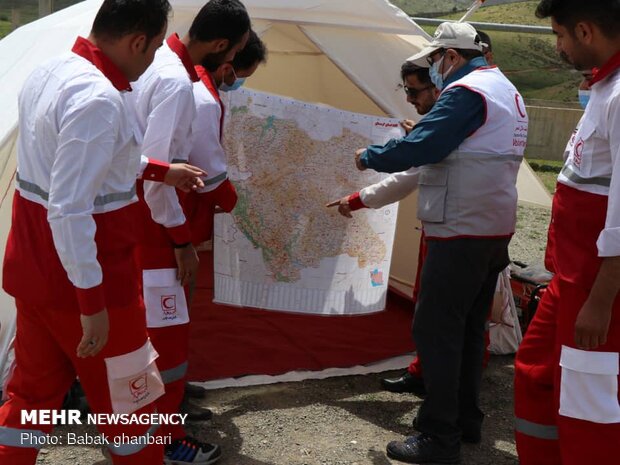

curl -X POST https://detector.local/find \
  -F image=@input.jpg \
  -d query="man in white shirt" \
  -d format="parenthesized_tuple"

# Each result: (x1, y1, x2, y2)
(0, 1, 205, 464)
(184, 30, 267, 249)
(515, 2, 620, 465)
(130, 1, 250, 463)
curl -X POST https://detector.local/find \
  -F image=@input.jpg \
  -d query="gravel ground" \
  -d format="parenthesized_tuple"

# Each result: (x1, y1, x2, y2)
(35, 203, 551, 465)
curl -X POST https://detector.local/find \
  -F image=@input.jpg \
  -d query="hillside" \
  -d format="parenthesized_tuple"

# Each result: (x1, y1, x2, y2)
(403, 1, 580, 103)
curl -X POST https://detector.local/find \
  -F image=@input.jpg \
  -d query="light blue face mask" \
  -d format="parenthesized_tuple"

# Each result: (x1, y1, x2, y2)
(578, 89, 591, 109)
(429, 55, 453, 91)
(220, 77, 246, 92)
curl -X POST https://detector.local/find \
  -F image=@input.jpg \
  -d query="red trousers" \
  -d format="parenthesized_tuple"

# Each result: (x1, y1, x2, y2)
(135, 191, 189, 442)
(514, 184, 620, 465)
(0, 301, 163, 465)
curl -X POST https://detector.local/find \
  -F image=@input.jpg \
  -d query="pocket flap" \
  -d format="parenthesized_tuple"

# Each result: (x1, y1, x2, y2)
(419, 167, 448, 186)
(105, 339, 159, 380)
(143, 268, 178, 288)
(560, 345, 619, 376)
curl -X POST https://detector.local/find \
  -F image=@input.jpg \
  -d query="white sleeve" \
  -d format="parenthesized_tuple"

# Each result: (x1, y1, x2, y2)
(47, 97, 120, 290)
(142, 80, 196, 229)
(359, 167, 420, 209)
(597, 93, 620, 257)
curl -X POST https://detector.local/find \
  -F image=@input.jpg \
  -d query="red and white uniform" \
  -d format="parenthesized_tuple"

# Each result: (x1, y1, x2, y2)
(515, 52, 620, 465)
(130, 33, 198, 441)
(182, 66, 238, 245)
(0, 37, 166, 465)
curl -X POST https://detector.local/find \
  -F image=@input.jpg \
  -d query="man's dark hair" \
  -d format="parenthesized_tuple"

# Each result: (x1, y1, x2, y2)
(476, 29, 492, 52)
(536, 0, 620, 39)
(232, 30, 267, 71)
(189, 0, 251, 47)
(92, 0, 171, 41)
(455, 48, 484, 60)
(401, 61, 432, 85)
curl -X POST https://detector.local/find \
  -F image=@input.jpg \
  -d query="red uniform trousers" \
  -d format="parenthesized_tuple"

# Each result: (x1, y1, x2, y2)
(135, 183, 190, 441)
(407, 231, 491, 378)
(0, 300, 163, 465)
(514, 183, 620, 465)
(0, 193, 163, 464)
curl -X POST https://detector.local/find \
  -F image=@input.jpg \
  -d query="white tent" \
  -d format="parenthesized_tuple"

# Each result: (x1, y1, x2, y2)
(0, 0, 551, 383)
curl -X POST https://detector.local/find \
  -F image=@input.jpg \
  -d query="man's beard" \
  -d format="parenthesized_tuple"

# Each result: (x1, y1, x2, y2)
(559, 51, 573, 66)
(201, 50, 230, 72)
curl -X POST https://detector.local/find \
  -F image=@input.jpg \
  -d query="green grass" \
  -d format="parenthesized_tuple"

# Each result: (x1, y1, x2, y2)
(442, 1, 549, 25)
(0, 18, 9, 38)
(528, 158, 563, 194)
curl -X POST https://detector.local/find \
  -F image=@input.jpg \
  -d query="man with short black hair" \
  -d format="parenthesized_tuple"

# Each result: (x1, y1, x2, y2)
(0, 1, 205, 464)
(131, 1, 250, 462)
(514, 2, 620, 464)
(356, 22, 527, 464)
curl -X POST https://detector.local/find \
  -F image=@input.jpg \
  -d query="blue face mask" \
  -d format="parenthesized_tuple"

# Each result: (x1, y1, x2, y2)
(578, 89, 590, 109)
(220, 77, 246, 92)
(429, 55, 453, 91)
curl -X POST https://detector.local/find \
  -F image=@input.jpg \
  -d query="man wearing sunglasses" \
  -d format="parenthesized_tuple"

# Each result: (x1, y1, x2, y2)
(355, 22, 527, 464)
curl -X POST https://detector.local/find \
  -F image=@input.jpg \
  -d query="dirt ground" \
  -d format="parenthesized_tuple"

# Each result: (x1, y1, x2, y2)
(36, 203, 550, 465)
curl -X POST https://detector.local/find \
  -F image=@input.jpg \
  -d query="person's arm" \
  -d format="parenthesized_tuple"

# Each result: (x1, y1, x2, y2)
(47, 96, 120, 356)
(326, 167, 420, 217)
(575, 95, 620, 349)
(359, 87, 485, 173)
(141, 80, 196, 245)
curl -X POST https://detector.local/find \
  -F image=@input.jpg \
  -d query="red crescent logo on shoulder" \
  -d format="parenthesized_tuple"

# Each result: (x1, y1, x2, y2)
(515, 94, 527, 119)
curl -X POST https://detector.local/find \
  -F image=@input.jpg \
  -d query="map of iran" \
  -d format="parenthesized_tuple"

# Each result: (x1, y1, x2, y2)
(214, 89, 402, 315)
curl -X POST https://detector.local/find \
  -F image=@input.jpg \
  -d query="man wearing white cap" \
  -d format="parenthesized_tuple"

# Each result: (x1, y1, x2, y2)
(355, 22, 528, 463)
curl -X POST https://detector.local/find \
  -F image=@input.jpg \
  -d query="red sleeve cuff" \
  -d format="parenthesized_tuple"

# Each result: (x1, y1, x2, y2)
(212, 179, 238, 212)
(166, 221, 192, 245)
(75, 284, 105, 316)
(348, 192, 367, 211)
(142, 158, 169, 182)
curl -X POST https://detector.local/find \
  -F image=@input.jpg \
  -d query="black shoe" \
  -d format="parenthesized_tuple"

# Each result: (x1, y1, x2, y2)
(381, 371, 426, 396)
(185, 382, 207, 400)
(180, 398, 213, 422)
(387, 433, 460, 464)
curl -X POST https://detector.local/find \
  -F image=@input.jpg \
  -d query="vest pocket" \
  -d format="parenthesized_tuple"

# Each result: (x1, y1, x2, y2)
(104, 339, 164, 414)
(143, 268, 190, 328)
(559, 345, 620, 424)
(417, 166, 448, 223)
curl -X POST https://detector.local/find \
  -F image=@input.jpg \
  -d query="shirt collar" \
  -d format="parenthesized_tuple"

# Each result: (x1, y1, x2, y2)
(196, 65, 222, 102)
(71, 36, 131, 92)
(166, 33, 199, 82)
(444, 56, 489, 88)
(590, 50, 620, 86)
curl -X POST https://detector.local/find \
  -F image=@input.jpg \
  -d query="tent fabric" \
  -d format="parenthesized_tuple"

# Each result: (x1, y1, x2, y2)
(188, 251, 415, 382)
(0, 0, 551, 383)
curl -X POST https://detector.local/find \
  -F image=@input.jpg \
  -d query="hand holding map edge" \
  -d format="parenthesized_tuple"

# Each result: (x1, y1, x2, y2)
(355, 148, 367, 171)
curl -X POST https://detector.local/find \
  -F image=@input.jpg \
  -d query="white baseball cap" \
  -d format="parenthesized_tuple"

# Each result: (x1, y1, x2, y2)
(407, 22, 484, 65)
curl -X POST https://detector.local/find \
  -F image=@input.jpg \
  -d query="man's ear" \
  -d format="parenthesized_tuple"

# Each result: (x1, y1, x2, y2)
(574, 21, 595, 45)
(213, 38, 230, 53)
(129, 33, 148, 54)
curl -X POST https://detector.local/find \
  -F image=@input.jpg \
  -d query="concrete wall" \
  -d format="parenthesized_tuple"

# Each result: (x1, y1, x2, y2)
(525, 105, 583, 161)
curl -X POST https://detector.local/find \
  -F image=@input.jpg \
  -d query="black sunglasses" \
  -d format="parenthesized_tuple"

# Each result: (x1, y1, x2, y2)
(426, 49, 446, 67)
(404, 85, 433, 98)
